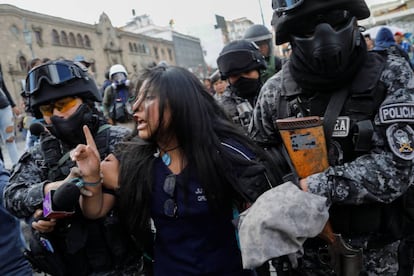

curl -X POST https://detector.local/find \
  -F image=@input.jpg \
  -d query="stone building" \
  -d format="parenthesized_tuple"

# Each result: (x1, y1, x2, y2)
(0, 4, 176, 107)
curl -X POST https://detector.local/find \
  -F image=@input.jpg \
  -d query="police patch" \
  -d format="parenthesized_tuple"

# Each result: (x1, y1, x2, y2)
(386, 123, 414, 160)
(380, 103, 414, 124)
(332, 116, 350, 137)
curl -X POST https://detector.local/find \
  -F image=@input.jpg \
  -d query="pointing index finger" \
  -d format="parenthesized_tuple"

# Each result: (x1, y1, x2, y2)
(83, 125, 98, 152)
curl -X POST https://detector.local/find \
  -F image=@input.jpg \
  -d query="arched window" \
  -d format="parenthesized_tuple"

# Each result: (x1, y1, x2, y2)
(77, 34, 84, 47)
(129, 42, 133, 52)
(134, 43, 138, 52)
(84, 35, 91, 48)
(61, 31, 68, 45)
(68, 32, 76, 46)
(52, 29, 60, 44)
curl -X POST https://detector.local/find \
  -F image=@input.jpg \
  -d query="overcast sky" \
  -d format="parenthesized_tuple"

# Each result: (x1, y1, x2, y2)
(0, 0, 393, 65)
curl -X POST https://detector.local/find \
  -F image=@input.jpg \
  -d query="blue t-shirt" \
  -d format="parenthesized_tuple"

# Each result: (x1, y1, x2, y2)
(150, 153, 254, 276)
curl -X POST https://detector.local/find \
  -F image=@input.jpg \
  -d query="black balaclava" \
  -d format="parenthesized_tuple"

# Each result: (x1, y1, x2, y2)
(230, 76, 262, 99)
(49, 103, 99, 146)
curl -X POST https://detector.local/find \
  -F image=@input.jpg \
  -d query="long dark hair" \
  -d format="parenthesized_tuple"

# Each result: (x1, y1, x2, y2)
(118, 65, 283, 246)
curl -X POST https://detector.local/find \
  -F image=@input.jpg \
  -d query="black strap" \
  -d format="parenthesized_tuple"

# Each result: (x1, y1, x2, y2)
(323, 87, 349, 144)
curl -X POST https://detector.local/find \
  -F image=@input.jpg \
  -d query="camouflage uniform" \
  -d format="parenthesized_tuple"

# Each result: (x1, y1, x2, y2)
(4, 124, 130, 217)
(217, 87, 255, 133)
(249, 50, 414, 274)
(2, 123, 139, 274)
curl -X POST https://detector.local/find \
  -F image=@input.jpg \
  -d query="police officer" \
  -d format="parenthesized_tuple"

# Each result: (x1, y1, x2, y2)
(249, 0, 414, 275)
(243, 24, 283, 82)
(103, 64, 132, 125)
(3, 59, 142, 275)
(216, 39, 267, 133)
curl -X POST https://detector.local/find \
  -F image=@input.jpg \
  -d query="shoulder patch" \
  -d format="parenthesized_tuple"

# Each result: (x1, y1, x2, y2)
(332, 116, 350, 137)
(379, 103, 414, 124)
(386, 123, 414, 160)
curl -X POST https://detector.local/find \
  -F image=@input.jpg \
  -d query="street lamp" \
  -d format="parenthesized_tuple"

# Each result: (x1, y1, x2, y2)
(22, 18, 35, 58)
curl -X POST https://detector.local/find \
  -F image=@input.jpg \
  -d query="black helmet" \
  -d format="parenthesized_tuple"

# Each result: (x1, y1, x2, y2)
(25, 59, 101, 109)
(243, 24, 273, 44)
(271, 0, 370, 45)
(217, 39, 267, 79)
(209, 69, 221, 84)
(243, 24, 274, 58)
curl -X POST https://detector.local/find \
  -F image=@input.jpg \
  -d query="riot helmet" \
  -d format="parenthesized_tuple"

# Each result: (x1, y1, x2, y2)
(109, 64, 130, 88)
(271, 0, 370, 76)
(25, 59, 101, 111)
(243, 24, 274, 58)
(109, 64, 128, 80)
(217, 39, 267, 80)
(272, 0, 370, 45)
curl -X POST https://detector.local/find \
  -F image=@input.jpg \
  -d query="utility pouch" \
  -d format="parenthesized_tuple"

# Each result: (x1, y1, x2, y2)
(327, 234, 363, 276)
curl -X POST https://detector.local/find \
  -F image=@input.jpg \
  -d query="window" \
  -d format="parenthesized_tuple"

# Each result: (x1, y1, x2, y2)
(33, 29, 43, 46)
(61, 31, 68, 45)
(10, 25, 19, 38)
(153, 47, 159, 59)
(84, 35, 91, 48)
(68, 32, 76, 46)
(52, 29, 60, 45)
(168, 49, 173, 61)
(77, 34, 84, 47)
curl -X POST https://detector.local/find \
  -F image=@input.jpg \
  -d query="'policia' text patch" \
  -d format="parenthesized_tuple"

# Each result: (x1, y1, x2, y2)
(379, 103, 414, 124)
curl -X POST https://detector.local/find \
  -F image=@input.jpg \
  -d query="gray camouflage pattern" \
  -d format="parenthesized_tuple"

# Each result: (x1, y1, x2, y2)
(3, 124, 131, 218)
(216, 87, 253, 132)
(249, 51, 414, 274)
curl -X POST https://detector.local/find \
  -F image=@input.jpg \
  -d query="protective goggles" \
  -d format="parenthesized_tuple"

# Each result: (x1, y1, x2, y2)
(272, 0, 303, 13)
(25, 61, 86, 95)
(111, 72, 126, 82)
(39, 96, 79, 116)
(292, 10, 352, 37)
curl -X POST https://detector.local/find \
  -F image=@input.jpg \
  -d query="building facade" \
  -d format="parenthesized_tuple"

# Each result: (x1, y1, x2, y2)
(0, 4, 177, 107)
(123, 15, 209, 79)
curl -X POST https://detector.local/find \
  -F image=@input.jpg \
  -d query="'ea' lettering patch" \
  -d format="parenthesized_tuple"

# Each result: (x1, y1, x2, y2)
(332, 116, 350, 137)
(380, 103, 414, 124)
(386, 123, 414, 160)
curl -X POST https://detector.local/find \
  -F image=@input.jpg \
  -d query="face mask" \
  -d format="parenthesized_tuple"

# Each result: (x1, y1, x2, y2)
(230, 76, 262, 99)
(49, 103, 98, 146)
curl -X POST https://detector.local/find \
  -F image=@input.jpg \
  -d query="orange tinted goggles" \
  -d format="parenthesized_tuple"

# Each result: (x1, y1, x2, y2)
(39, 97, 79, 116)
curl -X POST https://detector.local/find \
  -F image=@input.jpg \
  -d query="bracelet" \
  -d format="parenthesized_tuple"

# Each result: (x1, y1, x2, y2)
(82, 178, 102, 187)
(67, 177, 102, 187)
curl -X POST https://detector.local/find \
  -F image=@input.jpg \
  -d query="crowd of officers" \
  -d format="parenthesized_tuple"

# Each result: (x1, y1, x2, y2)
(2, 0, 414, 275)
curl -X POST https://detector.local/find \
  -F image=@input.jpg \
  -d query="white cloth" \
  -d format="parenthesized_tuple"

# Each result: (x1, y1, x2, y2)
(238, 181, 329, 269)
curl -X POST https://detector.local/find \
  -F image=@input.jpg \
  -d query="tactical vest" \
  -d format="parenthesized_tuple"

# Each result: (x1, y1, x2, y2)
(277, 52, 411, 243)
(30, 124, 142, 275)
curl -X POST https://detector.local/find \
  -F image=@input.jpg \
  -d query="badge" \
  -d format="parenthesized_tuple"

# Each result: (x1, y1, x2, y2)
(380, 103, 414, 124)
(386, 123, 414, 160)
(332, 116, 350, 137)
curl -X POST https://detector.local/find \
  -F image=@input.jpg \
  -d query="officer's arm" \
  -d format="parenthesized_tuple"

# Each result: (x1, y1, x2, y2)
(3, 152, 48, 218)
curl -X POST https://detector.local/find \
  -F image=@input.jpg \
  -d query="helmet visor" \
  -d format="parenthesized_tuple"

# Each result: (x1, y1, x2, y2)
(272, 0, 303, 13)
(25, 62, 86, 95)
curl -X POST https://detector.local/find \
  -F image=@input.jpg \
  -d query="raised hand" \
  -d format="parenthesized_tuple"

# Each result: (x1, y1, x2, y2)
(70, 125, 101, 182)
